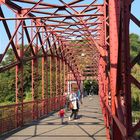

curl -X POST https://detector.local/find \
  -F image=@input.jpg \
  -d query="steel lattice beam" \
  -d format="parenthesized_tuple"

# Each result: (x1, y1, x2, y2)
(1, 0, 139, 139)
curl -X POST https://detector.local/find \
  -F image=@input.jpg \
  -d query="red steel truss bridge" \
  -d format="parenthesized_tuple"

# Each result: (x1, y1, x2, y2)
(0, 0, 140, 139)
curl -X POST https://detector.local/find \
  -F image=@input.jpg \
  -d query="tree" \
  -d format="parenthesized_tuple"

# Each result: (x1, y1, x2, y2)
(130, 33, 140, 62)
(0, 49, 15, 103)
(0, 46, 33, 104)
(83, 79, 98, 95)
(130, 33, 140, 113)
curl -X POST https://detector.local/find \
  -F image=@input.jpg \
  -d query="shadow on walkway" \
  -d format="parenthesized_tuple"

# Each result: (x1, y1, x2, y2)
(0, 96, 106, 140)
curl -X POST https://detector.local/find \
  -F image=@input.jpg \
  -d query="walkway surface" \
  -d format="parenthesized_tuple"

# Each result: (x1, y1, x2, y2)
(1, 95, 106, 140)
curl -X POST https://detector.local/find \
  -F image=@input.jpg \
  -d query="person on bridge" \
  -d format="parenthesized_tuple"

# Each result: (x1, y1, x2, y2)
(68, 88, 81, 120)
(58, 109, 65, 124)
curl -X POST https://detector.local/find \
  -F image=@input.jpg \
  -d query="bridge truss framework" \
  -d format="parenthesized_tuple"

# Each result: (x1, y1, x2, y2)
(0, 0, 140, 139)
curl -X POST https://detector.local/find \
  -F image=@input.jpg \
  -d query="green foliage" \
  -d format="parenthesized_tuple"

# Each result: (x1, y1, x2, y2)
(130, 33, 140, 61)
(131, 64, 140, 82)
(92, 80, 99, 95)
(130, 33, 140, 121)
(0, 46, 55, 104)
(131, 80, 140, 111)
(131, 64, 140, 113)
(1, 49, 15, 66)
(84, 80, 91, 94)
(84, 79, 99, 95)
(0, 72, 15, 103)
(24, 91, 32, 102)
(0, 47, 32, 104)
(132, 111, 140, 138)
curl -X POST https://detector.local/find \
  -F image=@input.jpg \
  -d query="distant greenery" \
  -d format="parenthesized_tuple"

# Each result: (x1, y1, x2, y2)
(0, 46, 46, 104)
(131, 65, 140, 111)
(0, 47, 32, 104)
(0, 49, 16, 103)
(83, 79, 99, 95)
(130, 33, 140, 112)
(130, 33, 140, 61)
(0, 45, 64, 105)
(130, 33, 140, 138)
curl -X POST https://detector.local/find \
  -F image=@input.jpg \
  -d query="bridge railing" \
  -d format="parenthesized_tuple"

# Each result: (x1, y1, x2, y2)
(0, 95, 66, 135)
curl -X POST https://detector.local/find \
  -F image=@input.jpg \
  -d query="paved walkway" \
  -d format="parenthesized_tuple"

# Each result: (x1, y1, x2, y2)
(1, 96, 106, 140)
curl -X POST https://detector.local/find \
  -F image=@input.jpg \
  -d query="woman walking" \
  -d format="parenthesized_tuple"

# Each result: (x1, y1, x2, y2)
(69, 89, 80, 120)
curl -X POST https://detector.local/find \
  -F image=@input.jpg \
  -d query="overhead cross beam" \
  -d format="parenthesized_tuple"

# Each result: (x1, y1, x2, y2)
(0, 1, 139, 140)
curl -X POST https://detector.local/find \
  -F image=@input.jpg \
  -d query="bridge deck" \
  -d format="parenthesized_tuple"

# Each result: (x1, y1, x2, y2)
(1, 96, 106, 140)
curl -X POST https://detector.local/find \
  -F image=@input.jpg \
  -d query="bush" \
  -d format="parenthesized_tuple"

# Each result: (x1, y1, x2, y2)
(83, 80, 99, 95)
(92, 80, 99, 95)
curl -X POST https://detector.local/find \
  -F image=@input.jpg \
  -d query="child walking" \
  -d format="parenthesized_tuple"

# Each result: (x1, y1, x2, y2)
(58, 109, 65, 124)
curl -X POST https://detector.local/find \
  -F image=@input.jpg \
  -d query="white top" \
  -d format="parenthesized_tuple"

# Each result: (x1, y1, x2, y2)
(69, 92, 79, 110)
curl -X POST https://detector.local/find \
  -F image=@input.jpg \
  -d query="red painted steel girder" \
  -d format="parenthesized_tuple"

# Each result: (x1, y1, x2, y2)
(0, 0, 102, 77)
(2, 0, 140, 140)
(0, 0, 102, 136)
(98, 0, 140, 140)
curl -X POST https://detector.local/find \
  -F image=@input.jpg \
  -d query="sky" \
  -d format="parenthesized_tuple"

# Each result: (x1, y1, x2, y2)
(130, 0, 140, 35)
(0, 0, 140, 53)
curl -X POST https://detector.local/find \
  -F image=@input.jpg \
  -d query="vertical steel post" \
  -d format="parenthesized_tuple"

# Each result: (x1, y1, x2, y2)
(58, 57, 61, 108)
(55, 57, 58, 97)
(109, 0, 122, 139)
(31, 20, 39, 120)
(46, 54, 49, 114)
(55, 56, 57, 110)
(123, 0, 132, 137)
(42, 56, 45, 115)
(103, 1, 111, 139)
(49, 56, 52, 111)
(15, 16, 24, 127)
(63, 61, 66, 94)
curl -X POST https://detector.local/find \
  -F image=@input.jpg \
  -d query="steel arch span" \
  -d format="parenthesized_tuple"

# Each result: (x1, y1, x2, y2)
(0, 0, 140, 139)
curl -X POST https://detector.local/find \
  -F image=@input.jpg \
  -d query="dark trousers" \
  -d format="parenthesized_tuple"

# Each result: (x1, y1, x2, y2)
(70, 109, 78, 119)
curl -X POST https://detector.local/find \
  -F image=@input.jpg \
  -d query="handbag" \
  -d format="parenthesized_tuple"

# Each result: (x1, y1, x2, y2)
(69, 102, 73, 110)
